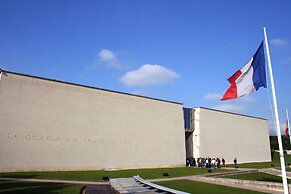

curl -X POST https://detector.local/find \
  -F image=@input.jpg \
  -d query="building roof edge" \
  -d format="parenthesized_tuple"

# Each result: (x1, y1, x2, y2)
(1, 69, 183, 105)
(194, 107, 268, 121)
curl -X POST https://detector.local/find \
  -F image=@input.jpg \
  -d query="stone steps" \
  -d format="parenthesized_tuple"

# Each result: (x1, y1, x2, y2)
(110, 178, 162, 194)
(109, 176, 189, 194)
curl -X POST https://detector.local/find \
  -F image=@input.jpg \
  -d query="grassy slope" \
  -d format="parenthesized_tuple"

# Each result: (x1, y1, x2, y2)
(227, 151, 291, 169)
(1, 151, 288, 193)
(0, 167, 231, 182)
(218, 152, 291, 183)
(221, 172, 291, 183)
(156, 179, 265, 194)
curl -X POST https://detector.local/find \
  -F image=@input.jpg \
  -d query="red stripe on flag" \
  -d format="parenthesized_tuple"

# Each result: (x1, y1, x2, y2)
(221, 83, 238, 101)
(227, 70, 242, 84)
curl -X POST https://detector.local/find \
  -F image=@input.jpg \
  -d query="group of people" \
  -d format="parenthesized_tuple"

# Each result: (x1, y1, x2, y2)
(186, 157, 226, 168)
(186, 157, 238, 168)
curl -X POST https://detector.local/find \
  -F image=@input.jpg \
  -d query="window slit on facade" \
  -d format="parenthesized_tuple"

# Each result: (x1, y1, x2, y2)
(183, 108, 194, 158)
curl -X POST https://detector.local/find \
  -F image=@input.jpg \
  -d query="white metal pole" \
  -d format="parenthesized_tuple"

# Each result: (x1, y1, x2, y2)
(287, 108, 291, 145)
(264, 27, 289, 194)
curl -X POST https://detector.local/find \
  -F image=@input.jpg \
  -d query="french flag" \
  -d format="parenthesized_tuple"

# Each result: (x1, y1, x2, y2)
(286, 119, 289, 136)
(221, 41, 267, 101)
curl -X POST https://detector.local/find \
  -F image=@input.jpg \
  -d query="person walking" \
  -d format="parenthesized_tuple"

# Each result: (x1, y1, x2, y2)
(233, 157, 238, 168)
(222, 158, 226, 168)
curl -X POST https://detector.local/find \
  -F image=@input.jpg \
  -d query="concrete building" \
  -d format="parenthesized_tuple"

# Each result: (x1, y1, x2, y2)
(0, 70, 186, 172)
(0, 69, 271, 172)
(184, 107, 271, 164)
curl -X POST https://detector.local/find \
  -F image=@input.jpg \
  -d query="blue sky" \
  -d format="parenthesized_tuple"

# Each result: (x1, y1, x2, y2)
(1, 0, 290, 134)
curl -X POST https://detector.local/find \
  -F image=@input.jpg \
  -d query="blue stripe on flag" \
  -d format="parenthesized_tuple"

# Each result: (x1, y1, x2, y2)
(252, 41, 267, 90)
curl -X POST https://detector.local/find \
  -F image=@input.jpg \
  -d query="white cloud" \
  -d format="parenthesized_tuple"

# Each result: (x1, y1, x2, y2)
(268, 121, 276, 136)
(120, 64, 179, 87)
(204, 93, 222, 100)
(204, 92, 256, 102)
(237, 95, 256, 103)
(270, 38, 288, 47)
(214, 104, 246, 114)
(97, 49, 122, 68)
(98, 49, 115, 61)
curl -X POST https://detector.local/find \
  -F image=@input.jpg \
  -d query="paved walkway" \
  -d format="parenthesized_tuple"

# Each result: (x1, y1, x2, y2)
(260, 168, 291, 179)
(85, 185, 114, 194)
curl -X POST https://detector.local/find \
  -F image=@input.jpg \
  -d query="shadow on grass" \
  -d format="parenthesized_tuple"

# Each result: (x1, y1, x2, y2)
(0, 180, 84, 194)
(0, 167, 233, 182)
(257, 177, 284, 182)
(0, 172, 42, 179)
(258, 177, 291, 184)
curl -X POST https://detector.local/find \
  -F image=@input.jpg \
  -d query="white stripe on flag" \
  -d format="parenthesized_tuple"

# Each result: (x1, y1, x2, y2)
(236, 57, 256, 97)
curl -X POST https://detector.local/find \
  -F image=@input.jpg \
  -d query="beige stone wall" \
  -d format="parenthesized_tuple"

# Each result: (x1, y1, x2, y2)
(0, 72, 186, 172)
(193, 107, 271, 164)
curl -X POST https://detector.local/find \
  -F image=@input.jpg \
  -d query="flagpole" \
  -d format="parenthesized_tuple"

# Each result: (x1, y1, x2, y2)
(264, 27, 289, 194)
(287, 108, 291, 145)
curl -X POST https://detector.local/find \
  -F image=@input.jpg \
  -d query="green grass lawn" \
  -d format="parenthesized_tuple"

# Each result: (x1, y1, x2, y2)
(1, 151, 289, 193)
(220, 172, 291, 183)
(156, 179, 265, 194)
(227, 151, 291, 169)
(213, 151, 291, 185)
(0, 167, 231, 182)
(227, 162, 273, 169)
(0, 180, 84, 194)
